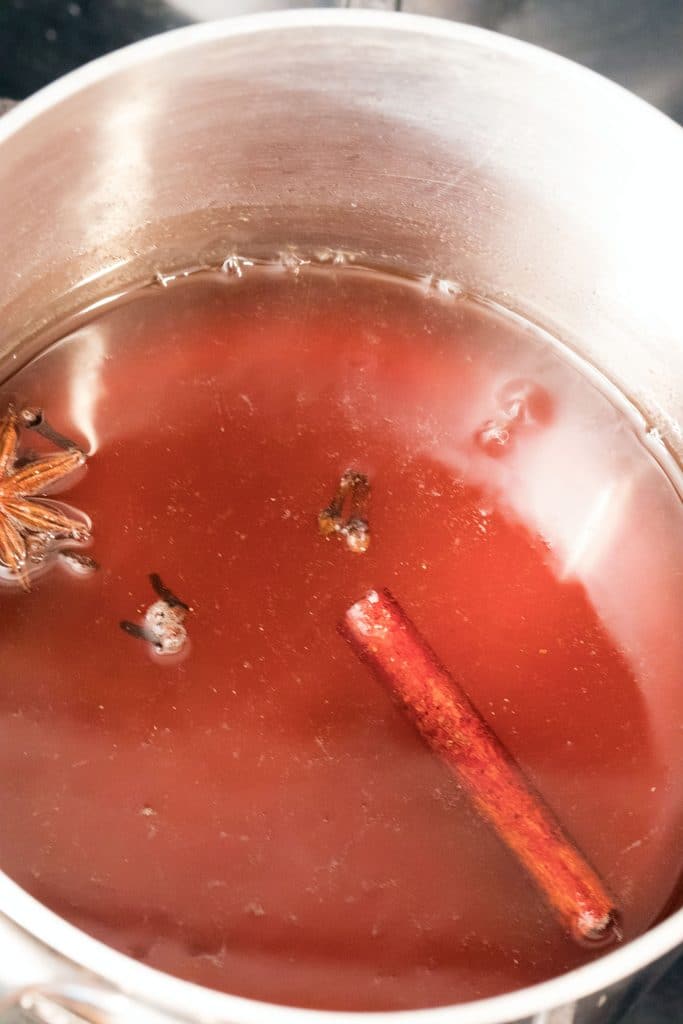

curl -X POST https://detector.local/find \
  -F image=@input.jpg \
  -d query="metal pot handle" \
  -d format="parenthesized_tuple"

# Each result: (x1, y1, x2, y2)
(0, 915, 90, 1023)
(0, 913, 184, 1024)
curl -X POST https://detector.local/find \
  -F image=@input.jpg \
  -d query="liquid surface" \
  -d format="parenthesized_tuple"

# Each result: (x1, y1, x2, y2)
(0, 266, 682, 1011)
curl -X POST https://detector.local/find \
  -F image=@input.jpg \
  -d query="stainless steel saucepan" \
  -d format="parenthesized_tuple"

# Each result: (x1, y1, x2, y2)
(0, 10, 682, 1024)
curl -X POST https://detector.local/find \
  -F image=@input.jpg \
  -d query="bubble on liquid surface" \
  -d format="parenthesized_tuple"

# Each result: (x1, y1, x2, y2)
(475, 378, 553, 457)
(497, 378, 554, 427)
(279, 251, 310, 276)
(436, 278, 464, 299)
(221, 255, 254, 279)
(476, 420, 511, 456)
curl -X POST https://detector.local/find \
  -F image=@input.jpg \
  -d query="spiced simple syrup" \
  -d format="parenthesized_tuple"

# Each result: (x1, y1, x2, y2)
(0, 264, 681, 1010)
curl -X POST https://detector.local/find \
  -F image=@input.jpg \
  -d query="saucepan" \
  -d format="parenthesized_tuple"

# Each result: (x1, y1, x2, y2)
(0, 10, 682, 1024)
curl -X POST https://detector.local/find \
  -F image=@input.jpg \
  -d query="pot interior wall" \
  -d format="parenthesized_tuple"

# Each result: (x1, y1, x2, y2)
(0, 16, 682, 458)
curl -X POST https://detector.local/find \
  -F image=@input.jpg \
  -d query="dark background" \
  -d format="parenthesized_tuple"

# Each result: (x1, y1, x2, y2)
(1, 0, 683, 122)
(0, 1, 682, 1021)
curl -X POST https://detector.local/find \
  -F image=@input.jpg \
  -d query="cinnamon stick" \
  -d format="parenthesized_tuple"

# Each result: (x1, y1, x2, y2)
(340, 588, 619, 946)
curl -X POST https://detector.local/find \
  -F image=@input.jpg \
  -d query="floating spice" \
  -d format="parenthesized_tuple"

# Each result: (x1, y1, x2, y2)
(340, 588, 620, 947)
(59, 550, 99, 575)
(318, 470, 370, 553)
(120, 574, 190, 655)
(0, 405, 90, 588)
(20, 406, 85, 453)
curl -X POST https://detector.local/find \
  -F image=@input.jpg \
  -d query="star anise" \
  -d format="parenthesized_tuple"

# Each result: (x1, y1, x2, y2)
(0, 406, 90, 588)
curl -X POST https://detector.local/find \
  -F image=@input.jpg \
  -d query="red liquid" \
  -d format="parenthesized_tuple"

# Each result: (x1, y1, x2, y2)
(0, 266, 682, 1011)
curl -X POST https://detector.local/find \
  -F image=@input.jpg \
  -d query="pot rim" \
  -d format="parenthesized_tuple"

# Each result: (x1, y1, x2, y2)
(0, 9, 681, 1023)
